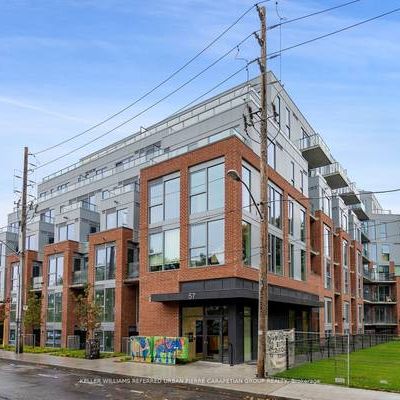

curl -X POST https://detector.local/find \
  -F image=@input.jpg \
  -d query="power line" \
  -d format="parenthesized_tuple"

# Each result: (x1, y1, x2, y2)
(33, 2, 271, 156)
(267, 7, 400, 59)
(34, 32, 257, 171)
(268, 0, 361, 30)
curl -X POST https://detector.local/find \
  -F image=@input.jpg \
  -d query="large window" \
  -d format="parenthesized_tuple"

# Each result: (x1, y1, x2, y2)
(10, 295, 17, 322)
(106, 208, 128, 229)
(190, 163, 224, 214)
(46, 330, 61, 348)
(268, 184, 282, 229)
(26, 234, 38, 251)
(343, 240, 349, 294)
(268, 234, 283, 275)
(11, 263, 19, 292)
(267, 138, 276, 169)
(325, 259, 332, 290)
(242, 221, 251, 265)
(95, 244, 116, 281)
(301, 250, 306, 281)
(190, 220, 224, 267)
(324, 225, 331, 258)
(322, 192, 331, 217)
(58, 223, 75, 241)
(288, 243, 294, 278)
(149, 229, 180, 271)
(344, 302, 350, 324)
(47, 292, 62, 322)
(242, 166, 251, 212)
(324, 225, 332, 289)
(381, 244, 390, 262)
(48, 255, 64, 286)
(95, 331, 114, 352)
(149, 176, 180, 224)
(95, 287, 115, 322)
(285, 107, 291, 137)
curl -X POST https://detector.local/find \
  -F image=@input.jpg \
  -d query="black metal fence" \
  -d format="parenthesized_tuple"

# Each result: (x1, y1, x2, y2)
(289, 333, 397, 369)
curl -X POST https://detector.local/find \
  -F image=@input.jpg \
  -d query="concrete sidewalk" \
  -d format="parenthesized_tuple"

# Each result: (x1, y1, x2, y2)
(0, 350, 398, 400)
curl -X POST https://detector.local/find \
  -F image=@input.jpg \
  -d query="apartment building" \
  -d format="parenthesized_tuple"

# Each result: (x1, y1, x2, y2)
(359, 193, 400, 334)
(0, 72, 381, 363)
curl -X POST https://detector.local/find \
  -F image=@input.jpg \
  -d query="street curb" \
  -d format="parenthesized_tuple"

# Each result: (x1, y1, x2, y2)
(0, 355, 295, 400)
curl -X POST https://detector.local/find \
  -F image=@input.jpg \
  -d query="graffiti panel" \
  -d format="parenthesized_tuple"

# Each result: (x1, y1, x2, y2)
(130, 336, 153, 363)
(153, 336, 189, 364)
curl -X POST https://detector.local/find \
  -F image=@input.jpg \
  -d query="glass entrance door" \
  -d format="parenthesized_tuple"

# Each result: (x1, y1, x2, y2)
(205, 318, 221, 361)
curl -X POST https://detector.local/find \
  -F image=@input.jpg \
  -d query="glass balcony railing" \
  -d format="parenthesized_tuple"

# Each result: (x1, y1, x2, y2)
(72, 270, 88, 285)
(60, 201, 97, 213)
(364, 292, 396, 302)
(126, 262, 139, 279)
(31, 276, 43, 290)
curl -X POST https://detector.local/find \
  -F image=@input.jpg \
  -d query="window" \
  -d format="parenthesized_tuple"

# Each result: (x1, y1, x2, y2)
(300, 171, 305, 194)
(268, 234, 283, 275)
(325, 259, 332, 289)
(288, 243, 294, 278)
(267, 138, 276, 169)
(149, 229, 180, 271)
(324, 225, 331, 258)
(48, 255, 64, 286)
(242, 221, 251, 265)
(288, 200, 294, 235)
(190, 220, 224, 267)
(343, 241, 349, 294)
(106, 208, 128, 229)
(341, 211, 348, 232)
(46, 330, 62, 348)
(190, 163, 224, 214)
(268, 184, 282, 229)
(95, 287, 115, 322)
(380, 223, 387, 239)
(95, 331, 114, 352)
(285, 107, 291, 137)
(95, 244, 116, 281)
(47, 292, 62, 322)
(149, 176, 180, 223)
(40, 209, 54, 223)
(242, 166, 251, 212)
(301, 250, 306, 280)
(344, 302, 350, 324)
(11, 263, 19, 292)
(10, 295, 17, 322)
(58, 223, 75, 241)
(273, 95, 280, 125)
(324, 298, 332, 324)
(324, 225, 331, 289)
(381, 244, 390, 262)
(323, 193, 331, 217)
(290, 162, 295, 186)
(300, 209, 306, 242)
(358, 304, 363, 325)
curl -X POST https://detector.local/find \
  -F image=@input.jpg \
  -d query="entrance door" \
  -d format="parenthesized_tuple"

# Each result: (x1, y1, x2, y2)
(195, 320, 203, 356)
(205, 318, 221, 362)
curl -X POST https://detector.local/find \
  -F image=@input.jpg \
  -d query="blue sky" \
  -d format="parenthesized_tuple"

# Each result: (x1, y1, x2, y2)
(1, 0, 400, 225)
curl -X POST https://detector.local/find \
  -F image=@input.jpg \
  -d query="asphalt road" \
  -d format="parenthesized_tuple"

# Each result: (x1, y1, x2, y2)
(0, 359, 283, 400)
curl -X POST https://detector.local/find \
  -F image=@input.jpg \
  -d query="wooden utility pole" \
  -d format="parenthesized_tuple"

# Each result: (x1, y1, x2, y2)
(16, 146, 28, 354)
(256, 5, 269, 378)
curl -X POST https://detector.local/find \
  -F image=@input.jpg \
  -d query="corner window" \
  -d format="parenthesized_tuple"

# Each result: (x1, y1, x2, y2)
(190, 163, 224, 214)
(106, 208, 128, 229)
(58, 223, 75, 241)
(149, 229, 180, 271)
(149, 177, 180, 224)
(190, 220, 224, 267)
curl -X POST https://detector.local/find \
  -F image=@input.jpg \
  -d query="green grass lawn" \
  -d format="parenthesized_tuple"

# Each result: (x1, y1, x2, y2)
(277, 340, 400, 393)
(0, 344, 124, 359)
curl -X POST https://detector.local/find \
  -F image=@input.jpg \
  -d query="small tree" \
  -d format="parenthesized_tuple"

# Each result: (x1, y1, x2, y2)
(74, 284, 102, 340)
(24, 291, 42, 331)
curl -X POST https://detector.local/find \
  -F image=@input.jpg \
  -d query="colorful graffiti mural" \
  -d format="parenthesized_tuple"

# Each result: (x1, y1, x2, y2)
(153, 336, 189, 364)
(130, 336, 188, 365)
(130, 336, 153, 363)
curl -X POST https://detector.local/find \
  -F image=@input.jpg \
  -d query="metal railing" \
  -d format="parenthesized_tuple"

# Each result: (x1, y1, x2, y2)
(298, 133, 331, 155)
(363, 292, 396, 302)
(364, 271, 396, 282)
(60, 201, 97, 213)
(289, 333, 396, 369)
(31, 276, 43, 290)
(320, 161, 348, 178)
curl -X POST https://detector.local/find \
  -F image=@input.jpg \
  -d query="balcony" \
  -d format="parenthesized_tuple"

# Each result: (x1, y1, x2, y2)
(71, 270, 88, 286)
(319, 162, 349, 190)
(350, 202, 369, 221)
(361, 225, 370, 243)
(364, 316, 397, 326)
(364, 271, 396, 283)
(60, 201, 97, 213)
(334, 182, 361, 206)
(31, 276, 43, 291)
(298, 133, 333, 169)
(364, 292, 396, 303)
(125, 262, 139, 283)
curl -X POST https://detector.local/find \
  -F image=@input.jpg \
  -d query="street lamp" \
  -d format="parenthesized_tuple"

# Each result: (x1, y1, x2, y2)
(226, 169, 268, 376)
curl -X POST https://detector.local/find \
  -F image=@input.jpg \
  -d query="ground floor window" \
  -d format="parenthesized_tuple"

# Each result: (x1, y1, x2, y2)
(95, 330, 114, 352)
(46, 329, 61, 347)
(9, 329, 16, 344)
